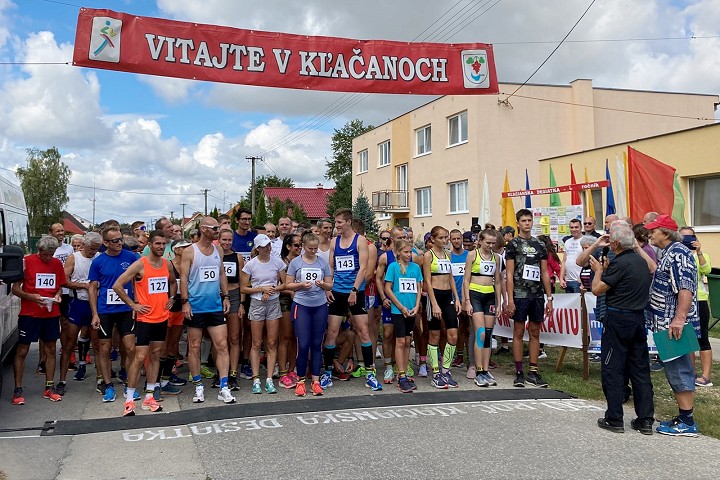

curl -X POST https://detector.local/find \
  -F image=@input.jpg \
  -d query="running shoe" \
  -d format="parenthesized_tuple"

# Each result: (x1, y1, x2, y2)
(407, 377, 418, 391)
(110, 348, 119, 361)
(418, 364, 428, 378)
(168, 374, 187, 386)
(475, 373, 489, 387)
(55, 381, 66, 396)
(211, 375, 220, 388)
(119, 368, 127, 383)
(695, 377, 713, 387)
(383, 366, 394, 384)
(42, 386, 62, 402)
(142, 397, 163, 412)
(279, 374, 297, 389)
(366, 373, 383, 391)
(590, 354, 601, 363)
(375, 345, 383, 359)
(650, 359, 664, 372)
(272, 364, 280, 379)
(656, 418, 699, 437)
(12, 388, 25, 405)
(218, 387, 237, 403)
(265, 379, 277, 394)
(161, 382, 182, 395)
(123, 401, 135, 417)
(103, 384, 116, 402)
(295, 382, 307, 397)
(288, 371, 301, 383)
(332, 368, 350, 381)
(36, 362, 46, 375)
(538, 350, 548, 360)
(485, 371, 498, 386)
(200, 365, 215, 378)
(69, 352, 78, 371)
(123, 386, 141, 401)
(526, 371, 548, 388)
(488, 360, 498, 369)
(319, 372, 333, 390)
(466, 366, 476, 380)
(444, 370, 459, 388)
(251, 380, 262, 394)
(74, 364, 86, 381)
(311, 381, 323, 396)
(451, 355, 464, 368)
(153, 385, 163, 402)
(513, 372, 526, 387)
(350, 366, 366, 378)
(397, 377, 414, 393)
(406, 363, 414, 378)
(228, 375, 240, 391)
(241, 364, 254, 379)
(431, 372, 449, 390)
(193, 385, 205, 403)
(96, 380, 106, 394)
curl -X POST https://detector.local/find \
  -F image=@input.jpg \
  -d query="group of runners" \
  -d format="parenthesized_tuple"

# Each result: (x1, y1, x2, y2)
(11, 207, 557, 416)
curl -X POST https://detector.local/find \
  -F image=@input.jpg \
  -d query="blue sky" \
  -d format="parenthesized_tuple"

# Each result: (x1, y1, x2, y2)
(0, 0, 718, 224)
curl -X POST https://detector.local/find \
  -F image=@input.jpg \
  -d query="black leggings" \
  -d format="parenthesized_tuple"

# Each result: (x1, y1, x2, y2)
(698, 300, 711, 351)
(428, 289, 458, 330)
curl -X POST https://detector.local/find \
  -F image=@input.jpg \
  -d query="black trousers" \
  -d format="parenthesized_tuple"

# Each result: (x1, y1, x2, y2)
(601, 310, 654, 425)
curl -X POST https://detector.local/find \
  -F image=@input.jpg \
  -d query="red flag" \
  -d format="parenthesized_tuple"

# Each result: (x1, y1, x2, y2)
(627, 146, 676, 223)
(570, 163, 581, 205)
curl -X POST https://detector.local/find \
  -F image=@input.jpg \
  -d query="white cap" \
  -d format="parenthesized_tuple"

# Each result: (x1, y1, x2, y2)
(254, 234, 271, 248)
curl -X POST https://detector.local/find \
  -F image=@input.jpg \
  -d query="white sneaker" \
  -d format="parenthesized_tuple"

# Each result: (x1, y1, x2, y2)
(375, 345, 383, 359)
(193, 385, 205, 403)
(466, 366, 476, 379)
(538, 350, 548, 359)
(383, 366, 394, 384)
(272, 364, 279, 378)
(418, 364, 428, 378)
(217, 387, 236, 404)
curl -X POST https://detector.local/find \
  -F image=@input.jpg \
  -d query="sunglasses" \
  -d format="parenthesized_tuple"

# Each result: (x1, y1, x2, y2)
(203, 225, 220, 231)
(107, 238, 123, 244)
(380, 237, 390, 241)
(583, 222, 594, 225)
(291, 243, 301, 247)
(133, 226, 146, 231)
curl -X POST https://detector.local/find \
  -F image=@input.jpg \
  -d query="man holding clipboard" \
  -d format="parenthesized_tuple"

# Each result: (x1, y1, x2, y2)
(645, 215, 700, 437)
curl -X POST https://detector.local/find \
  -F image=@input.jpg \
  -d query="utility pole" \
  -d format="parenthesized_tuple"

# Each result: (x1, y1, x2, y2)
(246, 156, 262, 216)
(180, 203, 187, 226)
(201, 189, 210, 215)
(91, 180, 96, 228)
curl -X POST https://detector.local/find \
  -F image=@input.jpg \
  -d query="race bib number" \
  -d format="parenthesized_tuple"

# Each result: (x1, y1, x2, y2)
(199, 266, 219, 282)
(35, 273, 56, 289)
(436, 259, 451, 274)
(107, 289, 126, 305)
(148, 276, 168, 294)
(451, 263, 465, 277)
(522, 264, 541, 282)
(398, 278, 417, 294)
(480, 260, 496, 276)
(335, 255, 355, 272)
(240, 252, 252, 263)
(300, 267, 323, 282)
(223, 262, 237, 277)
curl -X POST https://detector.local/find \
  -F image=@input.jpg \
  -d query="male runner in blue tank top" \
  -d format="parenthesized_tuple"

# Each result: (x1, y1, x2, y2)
(324, 208, 382, 391)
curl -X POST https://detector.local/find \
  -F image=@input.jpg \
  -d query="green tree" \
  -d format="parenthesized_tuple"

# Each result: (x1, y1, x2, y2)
(16, 147, 71, 236)
(209, 206, 219, 219)
(352, 186, 379, 237)
(325, 119, 374, 215)
(254, 197, 268, 226)
(245, 175, 293, 213)
(271, 198, 286, 224)
(292, 203, 308, 223)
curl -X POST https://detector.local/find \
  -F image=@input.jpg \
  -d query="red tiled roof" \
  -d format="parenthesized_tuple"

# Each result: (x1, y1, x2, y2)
(63, 218, 85, 235)
(264, 187, 335, 219)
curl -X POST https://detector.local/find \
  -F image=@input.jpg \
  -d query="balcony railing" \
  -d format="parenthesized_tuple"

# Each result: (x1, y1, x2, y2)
(371, 190, 409, 212)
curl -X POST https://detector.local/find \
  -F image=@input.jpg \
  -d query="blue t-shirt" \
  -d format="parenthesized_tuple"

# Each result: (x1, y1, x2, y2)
(88, 250, 137, 314)
(450, 249, 468, 301)
(287, 256, 332, 307)
(385, 261, 423, 314)
(232, 230, 257, 262)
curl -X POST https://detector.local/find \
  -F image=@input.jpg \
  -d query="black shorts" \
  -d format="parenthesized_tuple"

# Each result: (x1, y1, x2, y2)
(428, 289, 458, 331)
(59, 294, 71, 318)
(98, 311, 135, 339)
(18, 316, 60, 344)
(185, 311, 226, 329)
(470, 290, 497, 316)
(135, 320, 168, 346)
(513, 297, 545, 324)
(328, 290, 367, 317)
(392, 314, 415, 338)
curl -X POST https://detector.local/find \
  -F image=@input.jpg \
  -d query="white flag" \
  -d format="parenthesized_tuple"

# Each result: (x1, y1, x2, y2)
(615, 155, 627, 217)
(480, 173, 490, 226)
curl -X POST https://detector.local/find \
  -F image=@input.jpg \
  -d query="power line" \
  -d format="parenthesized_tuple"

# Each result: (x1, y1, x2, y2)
(68, 182, 203, 196)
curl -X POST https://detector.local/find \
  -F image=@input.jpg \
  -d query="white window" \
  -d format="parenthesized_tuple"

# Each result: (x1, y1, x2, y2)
(448, 111, 468, 146)
(357, 149, 368, 174)
(416, 187, 432, 216)
(691, 175, 720, 227)
(378, 140, 391, 167)
(415, 125, 431, 156)
(449, 180, 468, 213)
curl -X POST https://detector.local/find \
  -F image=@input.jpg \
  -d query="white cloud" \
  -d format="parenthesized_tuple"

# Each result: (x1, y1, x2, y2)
(137, 75, 198, 103)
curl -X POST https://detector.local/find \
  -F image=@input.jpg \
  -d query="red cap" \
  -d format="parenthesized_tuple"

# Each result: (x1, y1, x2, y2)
(644, 214, 678, 231)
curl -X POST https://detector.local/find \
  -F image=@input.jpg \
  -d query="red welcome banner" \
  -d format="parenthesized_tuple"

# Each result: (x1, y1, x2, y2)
(501, 180, 609, 198)
(72, 8, 499, 95)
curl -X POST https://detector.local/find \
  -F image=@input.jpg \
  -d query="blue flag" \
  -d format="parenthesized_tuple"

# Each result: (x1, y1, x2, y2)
(605, 159, 616, 216)
(525, 169, 532, 208)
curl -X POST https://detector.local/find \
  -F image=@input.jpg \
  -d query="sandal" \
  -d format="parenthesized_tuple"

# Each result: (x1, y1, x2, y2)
(695, 376, 713, 387)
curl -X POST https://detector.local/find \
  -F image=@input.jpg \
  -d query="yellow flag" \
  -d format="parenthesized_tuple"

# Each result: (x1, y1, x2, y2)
(584, 167, 595, 218)
(501, 170, 516, 228)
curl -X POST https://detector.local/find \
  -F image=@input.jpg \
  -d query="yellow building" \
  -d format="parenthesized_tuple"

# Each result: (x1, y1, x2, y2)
(352, 79, 717, 239)
(539, 123, 720, 261)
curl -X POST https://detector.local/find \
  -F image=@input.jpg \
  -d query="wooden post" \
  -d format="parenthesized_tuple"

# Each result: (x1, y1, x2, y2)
(555, 347, 567, 372)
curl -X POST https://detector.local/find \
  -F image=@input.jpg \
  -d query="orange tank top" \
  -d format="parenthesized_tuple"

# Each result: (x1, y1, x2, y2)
(136, 256, 170, 323)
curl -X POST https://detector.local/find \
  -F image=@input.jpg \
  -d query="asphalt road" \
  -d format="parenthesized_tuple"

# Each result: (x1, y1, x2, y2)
(1, 345, 719, 480)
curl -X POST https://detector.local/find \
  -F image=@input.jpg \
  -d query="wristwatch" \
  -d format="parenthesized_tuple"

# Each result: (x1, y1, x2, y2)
(546, 296, 554, 301)
(351, 287, 358, 293)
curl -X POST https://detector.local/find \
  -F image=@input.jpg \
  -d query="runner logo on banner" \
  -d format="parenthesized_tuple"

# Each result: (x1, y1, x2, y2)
(72, 8, 499, 95)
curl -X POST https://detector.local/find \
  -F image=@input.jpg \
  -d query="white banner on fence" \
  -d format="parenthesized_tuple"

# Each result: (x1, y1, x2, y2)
(494, 293, 583, 349)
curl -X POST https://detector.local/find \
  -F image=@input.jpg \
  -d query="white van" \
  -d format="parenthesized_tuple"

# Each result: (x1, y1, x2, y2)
(0, 176, 30, 391)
